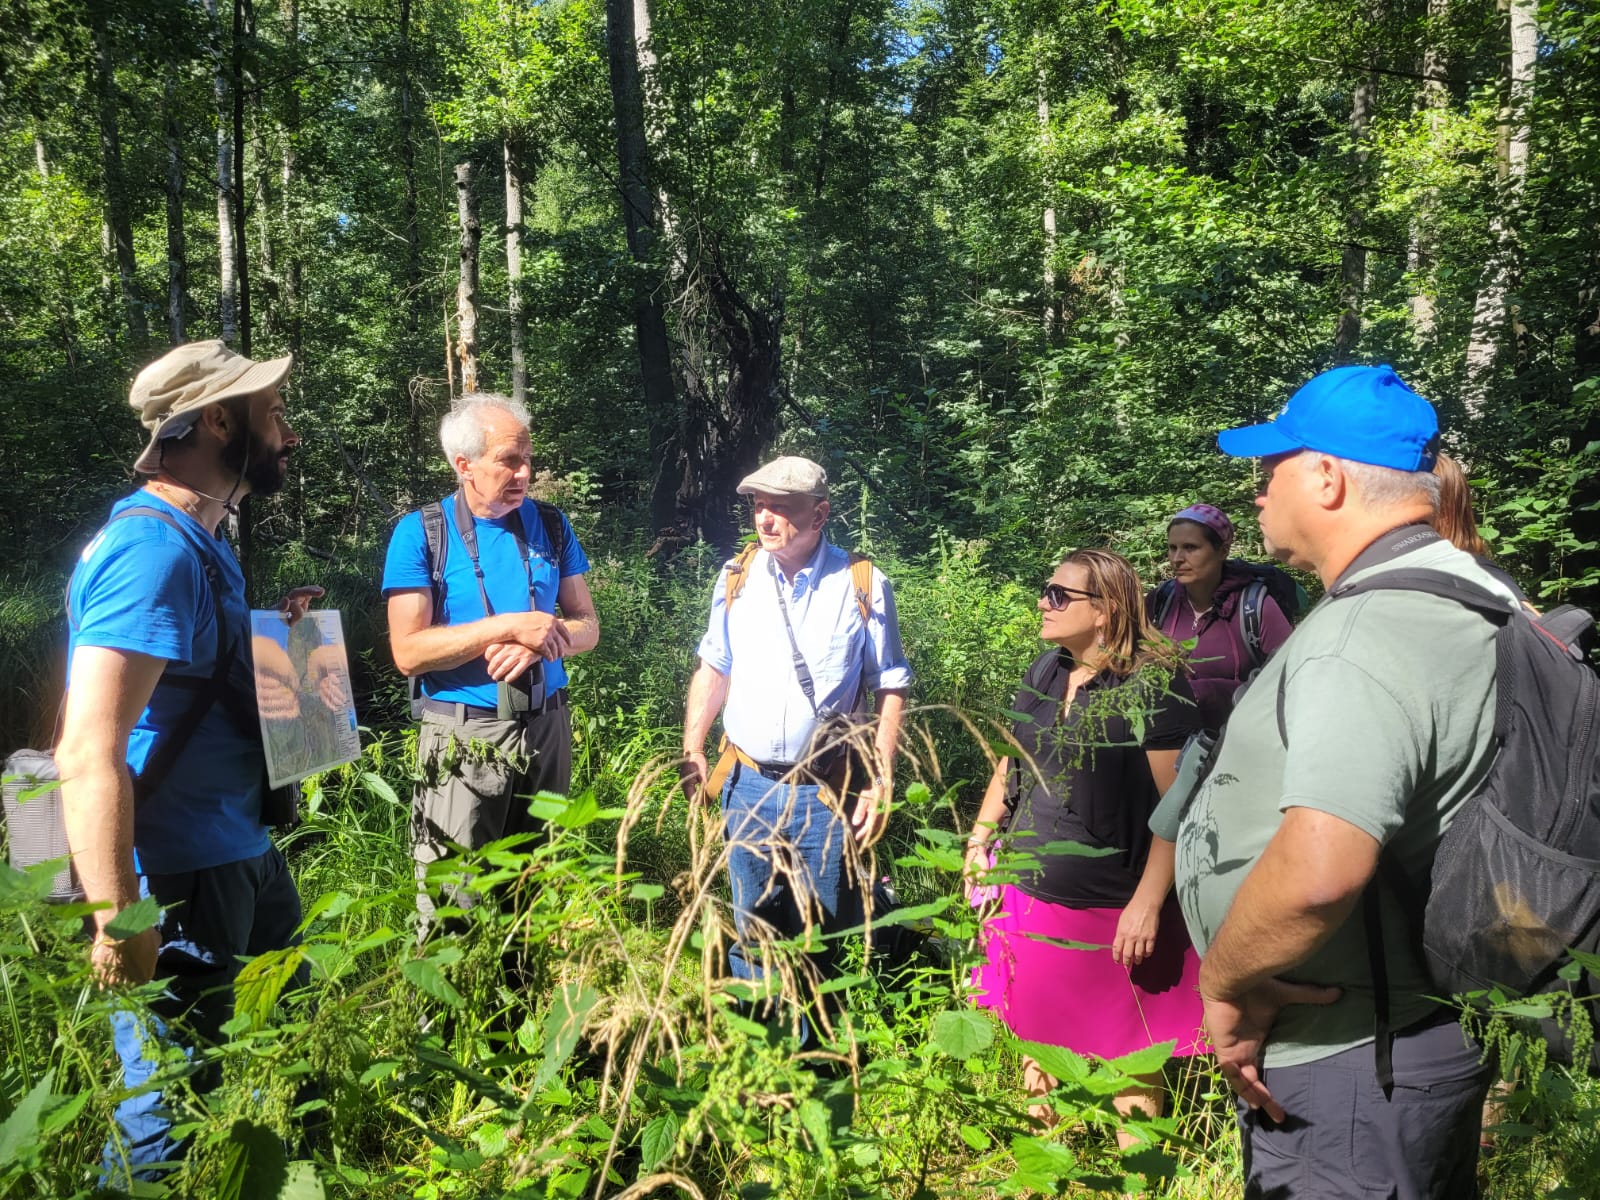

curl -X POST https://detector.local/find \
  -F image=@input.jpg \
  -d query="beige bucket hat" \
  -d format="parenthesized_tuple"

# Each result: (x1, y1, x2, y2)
(130, 339, 293, 474)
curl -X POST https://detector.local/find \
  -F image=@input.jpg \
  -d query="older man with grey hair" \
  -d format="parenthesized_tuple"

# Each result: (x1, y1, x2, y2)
(1161, 365, 1504, 1199)
(680, 454, 911, 1040)
(382, 393, 598, 930)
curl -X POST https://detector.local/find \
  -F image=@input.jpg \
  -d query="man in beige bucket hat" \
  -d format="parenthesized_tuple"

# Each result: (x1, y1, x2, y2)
(53, 339, 323, 1183)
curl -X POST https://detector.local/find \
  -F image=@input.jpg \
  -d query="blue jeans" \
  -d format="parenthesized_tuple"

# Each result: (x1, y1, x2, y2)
(721, 763, 864, 1029)
(102, 847, 305, 1187)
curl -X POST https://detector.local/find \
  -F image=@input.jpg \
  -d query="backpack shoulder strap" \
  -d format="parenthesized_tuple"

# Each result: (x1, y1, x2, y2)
(1329, 567, 1516, 618)
(848, 552, 874, 625)
(1152, 579, 1178, 631)
(722, 542, 761, 610)
(1240, 579, 1267, 670)
(532, 499, 571, 571)
(87, 507, 238, 803)
(419, 501, 448, 624)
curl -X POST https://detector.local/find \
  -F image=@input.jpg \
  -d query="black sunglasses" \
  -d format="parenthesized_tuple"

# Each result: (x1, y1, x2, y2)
(1040, 582, 1101, 610)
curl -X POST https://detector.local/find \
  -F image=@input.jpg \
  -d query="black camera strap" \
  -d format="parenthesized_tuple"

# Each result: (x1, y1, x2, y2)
(770, 556, 819, 714)
(452, 489, 545, 702)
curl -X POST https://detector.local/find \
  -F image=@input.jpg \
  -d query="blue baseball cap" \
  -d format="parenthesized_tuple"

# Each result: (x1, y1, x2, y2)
(1218, 364, 1440, 471)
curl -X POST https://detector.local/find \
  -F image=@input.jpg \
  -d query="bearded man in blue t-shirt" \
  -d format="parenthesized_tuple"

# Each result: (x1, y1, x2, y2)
(382, 393, 598, 932)
(55, 339, 325, 1184)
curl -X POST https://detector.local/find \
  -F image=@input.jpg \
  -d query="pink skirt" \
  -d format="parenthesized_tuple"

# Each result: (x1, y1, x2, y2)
(972, 885, 1206, 1060)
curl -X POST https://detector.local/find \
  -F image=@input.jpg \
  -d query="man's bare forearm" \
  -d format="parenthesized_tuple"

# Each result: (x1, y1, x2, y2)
(57, 751, 140, 935)
(557, 615, 599, 656)
(872, 689, 907, 778)
(682, 662, 730, 753)
(392, 613, 524, 675)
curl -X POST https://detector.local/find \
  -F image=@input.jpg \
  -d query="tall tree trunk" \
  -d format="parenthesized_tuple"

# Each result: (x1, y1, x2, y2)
(205, 0, 239, 345)
(1038, 64, 1059, 340)
(606, 0, 681, 533)
(504, 136, 527, 405)
(1462, 0, 1537, 418)
(163, 77, 188, 344)
(1333, 41, 1380, 361)
(232, 0, 254, 356)
(34, 135, 49, 181)
(91, 10, 148, 346)
(279, 0, 302, 358)
(1407, 0, 1450, 341)
(397, 0, 423, 493)
(455, 160, 482, 395)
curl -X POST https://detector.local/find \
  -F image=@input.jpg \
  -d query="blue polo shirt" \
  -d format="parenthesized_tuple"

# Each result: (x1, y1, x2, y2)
(381, 498, 590, 707)
(67, 492, 270, 876)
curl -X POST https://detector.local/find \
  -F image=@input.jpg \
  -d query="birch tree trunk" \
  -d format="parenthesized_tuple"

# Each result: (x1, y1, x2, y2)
(1039, 64, 1059, 341)
(205, 0, 239, 345)
(232, 0, 254, 356)
(1461, 0, 1537, 419)
(1407, 0, 1450, 341)
(606, 0, 680, 533)
(455, 161, 482, 395)
(91, 10, 148, 346)
(504, 136, 527, 405)
(1333, 43, 1379, 361)
(280, 0, 302, 357)
(164, 77, 188, 344)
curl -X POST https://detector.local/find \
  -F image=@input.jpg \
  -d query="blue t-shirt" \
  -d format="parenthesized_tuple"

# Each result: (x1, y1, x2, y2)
(66, 493, 270, 876)
(380, 498, 590, 706)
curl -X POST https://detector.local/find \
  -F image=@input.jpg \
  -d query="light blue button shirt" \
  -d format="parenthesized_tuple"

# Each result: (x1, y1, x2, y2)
(697, 538, 913, 764)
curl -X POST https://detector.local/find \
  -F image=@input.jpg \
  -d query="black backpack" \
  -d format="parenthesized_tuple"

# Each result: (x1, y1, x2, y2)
(1151, 560, 1308, 670)
(407, 492, 571, 719)
(1304, 569, 1600, 1077)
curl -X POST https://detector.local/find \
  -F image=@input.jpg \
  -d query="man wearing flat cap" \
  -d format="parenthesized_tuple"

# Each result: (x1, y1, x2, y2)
(1156, 365, 1508, 1198)
(53, 339, 323, 1182)
(680, 455, 911, 1034)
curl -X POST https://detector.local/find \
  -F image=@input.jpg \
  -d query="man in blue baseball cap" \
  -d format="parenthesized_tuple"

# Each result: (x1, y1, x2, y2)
(1163, 364, 1507, 1198)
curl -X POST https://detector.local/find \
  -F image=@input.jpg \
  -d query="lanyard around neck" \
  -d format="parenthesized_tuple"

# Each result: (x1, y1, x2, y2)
(452, 489, 534, 617)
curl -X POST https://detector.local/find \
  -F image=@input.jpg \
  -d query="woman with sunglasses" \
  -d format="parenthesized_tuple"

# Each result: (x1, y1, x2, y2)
(966, 549, 1204, 1136)
(1147, 503, 1293, 732)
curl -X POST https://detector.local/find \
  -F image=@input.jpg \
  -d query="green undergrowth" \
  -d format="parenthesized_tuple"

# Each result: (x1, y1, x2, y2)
(5, 724, 1599, 1199)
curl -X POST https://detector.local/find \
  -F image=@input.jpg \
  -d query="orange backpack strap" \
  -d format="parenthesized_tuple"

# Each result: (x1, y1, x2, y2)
(848, 553, 875, 625)
(722, 542, 761, 610)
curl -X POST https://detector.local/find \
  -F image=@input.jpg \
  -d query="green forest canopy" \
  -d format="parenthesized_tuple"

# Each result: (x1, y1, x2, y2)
(2, 0, 1597, 632)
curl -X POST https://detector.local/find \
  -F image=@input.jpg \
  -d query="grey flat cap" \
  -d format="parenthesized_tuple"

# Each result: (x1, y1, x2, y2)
(736, 455, 828, 498)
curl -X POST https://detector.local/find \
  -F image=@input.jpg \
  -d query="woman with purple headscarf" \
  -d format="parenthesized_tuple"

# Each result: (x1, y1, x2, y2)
(1145, 504, 1293, 732)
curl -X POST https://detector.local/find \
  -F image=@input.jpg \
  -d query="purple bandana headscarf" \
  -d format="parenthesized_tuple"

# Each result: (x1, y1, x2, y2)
(1169, 503, 1235, 547)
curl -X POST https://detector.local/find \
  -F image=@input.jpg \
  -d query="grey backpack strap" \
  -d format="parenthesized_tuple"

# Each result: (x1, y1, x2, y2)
(1240, 579, 1267, 670)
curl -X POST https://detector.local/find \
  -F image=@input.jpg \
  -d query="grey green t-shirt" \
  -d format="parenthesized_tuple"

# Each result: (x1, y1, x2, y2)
(1170, 538, 1513, 1067)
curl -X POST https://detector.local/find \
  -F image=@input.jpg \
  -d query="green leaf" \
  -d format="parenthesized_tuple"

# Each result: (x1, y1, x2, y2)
(357, 1060, 401, 1086)
(0, 1071, 56, 1165)
(280, 1161, 326, 1200)
(401, 958, 464, 1008)
(1007, 1134, 1078, 1187)
(533, 981, 601, 1091)
(360, 771, 399, 806)
(638, 1112, 678, 1172)
(234, 946, 308, 1028)
(798, 1097, 835, 1153)
(104, 896, 162, 940)
(958, 1124, 988, 1152)
(931, 1009, 994, 1059)
(1105, 1041, 1174, 1078)
(1022, 1041, 1090, 1082)
(628, 883, 664, 903)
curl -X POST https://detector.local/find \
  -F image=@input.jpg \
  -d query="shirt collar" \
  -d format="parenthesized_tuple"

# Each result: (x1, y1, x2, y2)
(768, 535, 832, 587)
